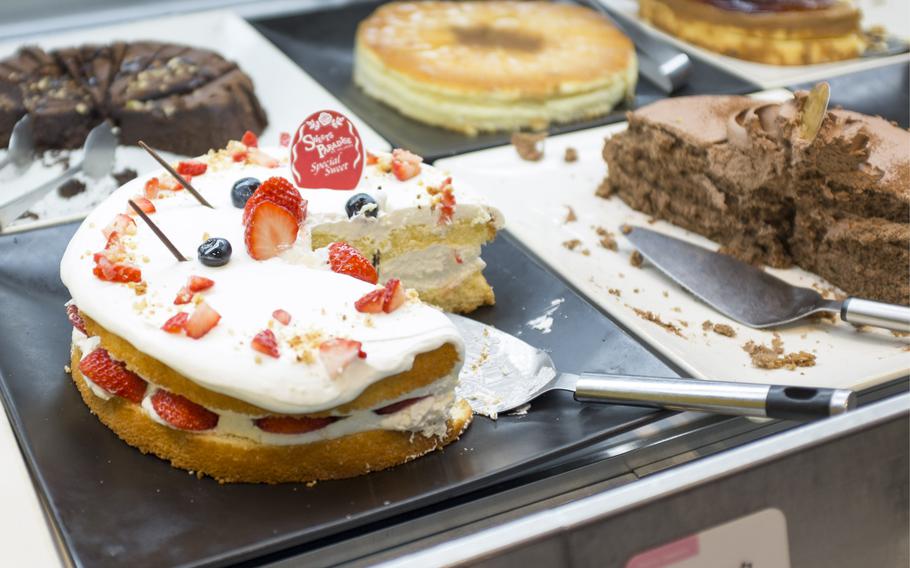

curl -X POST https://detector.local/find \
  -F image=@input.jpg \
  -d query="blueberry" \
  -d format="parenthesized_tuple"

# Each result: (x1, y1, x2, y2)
(198, 238, 232, 267)
(345, 193, 378, 218)
(231, 177, 260, 208)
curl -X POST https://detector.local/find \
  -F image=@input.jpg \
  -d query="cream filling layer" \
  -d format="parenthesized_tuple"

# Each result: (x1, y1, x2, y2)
(74, 330, 458, 446)
(379, 244, 485, 292)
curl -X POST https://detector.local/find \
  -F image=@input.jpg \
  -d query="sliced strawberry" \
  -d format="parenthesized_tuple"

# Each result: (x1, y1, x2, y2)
(319, 338, 366, 379)
(390, 148, 422, 181)
(279, 132, 291, 147)
(366, 151, 378, 165)
(66, 304, 87, 334)
(327, 242, 377, 284)
(161, 312, 188, 333)
(249, 148, 279, 167)
(176, 160, 207, 176)
(102, 214, 136, 239)
(232, 151, 247, 163)
(78, 348, 148, 403)
(173, 287, 193, 305)
(251, 329, 279, 358)
(158, 176, 183, 191)
(151, 389, 218, 431)
(184, 301, 220, 339)
(354, 289, 384, 314)
(242, 177, 304, 224)
(93, 257, 142, 283)
(241, 130, 259, 148)
(254, 415, 339, 434)
(244, 201, 299, 260)
(272, 309, 291, 325)
(381, 278, 406, 313)
(144, 177, 160, 199)
(187, 275, 215, 293)
(374, 396, 428, 416)
(130, 196, 156, 214)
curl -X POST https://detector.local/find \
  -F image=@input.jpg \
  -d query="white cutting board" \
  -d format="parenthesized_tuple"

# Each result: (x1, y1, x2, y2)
(436, 91, 910, 391)
(0, 10, 390, 234)
(599, 0, 910, 89)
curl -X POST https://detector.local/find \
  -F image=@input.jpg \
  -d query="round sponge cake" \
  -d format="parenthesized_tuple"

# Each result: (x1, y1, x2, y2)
(354, 1, 638, 135)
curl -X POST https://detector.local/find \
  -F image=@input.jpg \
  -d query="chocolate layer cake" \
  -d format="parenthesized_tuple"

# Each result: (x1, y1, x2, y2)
(0, 42, 267, 155)
(600, 91, 910, 305)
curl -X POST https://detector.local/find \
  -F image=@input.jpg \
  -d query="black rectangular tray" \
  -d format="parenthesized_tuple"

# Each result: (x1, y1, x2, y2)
(0, 224, 675, 567)
(251, 1, 759, 161)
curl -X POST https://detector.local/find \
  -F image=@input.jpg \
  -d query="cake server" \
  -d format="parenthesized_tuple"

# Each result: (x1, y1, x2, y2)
(449, 314, 854, 420)
(0, 120, 116, 230)
(626, 226, 910, 332)
(0, 115, 35, 173)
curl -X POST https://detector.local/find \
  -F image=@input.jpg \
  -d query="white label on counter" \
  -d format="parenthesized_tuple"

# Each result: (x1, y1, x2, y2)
(625, 508, 790, 568)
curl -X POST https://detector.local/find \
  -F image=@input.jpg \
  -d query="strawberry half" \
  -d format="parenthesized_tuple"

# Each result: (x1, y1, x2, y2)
(354, 279, 406, 314)
(176, 160, 207, 176)
(353, 289, 384, 314)
(184, 301, 220, 339)
(319, 338, 366, 379)
(390, 148, 422, 181)
(374, 396, 428, 416)
(242, 177, 304, 224)
(66, 304, 87, 334)
(78, 348, 148, 403)
(251, 329, 279, 358)
(272, 309, 291, 325)
(327, 242, 377, 284)
(187, 275, 215, 293)
(241, 130, 259, 148)
(151, 389, 218, 431)
(254, 415, 339, 434)
(161, 312, 188, 333)
(102, 214, 136, 239)
(93, 257, 142, 283)
(244, 201, 299, 260)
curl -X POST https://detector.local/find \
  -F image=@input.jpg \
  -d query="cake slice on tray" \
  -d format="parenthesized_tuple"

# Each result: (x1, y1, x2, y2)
(60, 132, 502, 483)
(600, 87, 909, 306)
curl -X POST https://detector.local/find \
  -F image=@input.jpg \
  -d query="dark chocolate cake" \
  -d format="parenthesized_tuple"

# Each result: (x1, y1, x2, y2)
(0, 41, 267, 156)
(600, 91, 910, 305)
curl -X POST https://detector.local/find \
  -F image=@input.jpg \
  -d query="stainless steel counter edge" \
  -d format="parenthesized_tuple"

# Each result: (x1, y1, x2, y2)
(375, 393, 910, 568)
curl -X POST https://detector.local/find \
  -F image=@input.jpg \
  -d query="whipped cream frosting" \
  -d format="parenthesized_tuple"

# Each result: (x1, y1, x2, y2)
(61, 148, 501, 414)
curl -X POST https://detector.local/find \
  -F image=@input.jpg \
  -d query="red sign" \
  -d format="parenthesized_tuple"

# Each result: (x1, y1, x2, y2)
(290, 110, 364, 190)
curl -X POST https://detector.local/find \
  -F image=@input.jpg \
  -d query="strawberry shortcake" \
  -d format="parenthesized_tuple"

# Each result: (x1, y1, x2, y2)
(60, 132, 501, 483)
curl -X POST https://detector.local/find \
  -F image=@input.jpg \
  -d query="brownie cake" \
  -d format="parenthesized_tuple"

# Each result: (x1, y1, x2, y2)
(600, 90, 910, 305)
(0, 41, 267, 155)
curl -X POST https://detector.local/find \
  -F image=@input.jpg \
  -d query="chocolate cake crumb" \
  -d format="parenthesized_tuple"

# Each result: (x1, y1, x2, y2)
(595, 177, 614, 198)
(630, 250, 643, 268)
(594, 226, 618, 251)
(608, 288, 621, 297)
(742, 334, 816, 370)
(631, 306, 685, 337)
(57, 178, 86, 198)
(620, 224, 632, 235)
(702, 320, 713, 332)
(511, 132, 546, 161)
(112, 168, 138, 186)
(713, 323, 736, 337)
(564, 147, 578, 162)
(562, 239, 582, 251)
(564, 206, 577, 223)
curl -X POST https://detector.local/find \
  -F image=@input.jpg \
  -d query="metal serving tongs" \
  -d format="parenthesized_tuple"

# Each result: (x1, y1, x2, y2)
(0, 120, 117, 231)
(577, 0, 691, 94)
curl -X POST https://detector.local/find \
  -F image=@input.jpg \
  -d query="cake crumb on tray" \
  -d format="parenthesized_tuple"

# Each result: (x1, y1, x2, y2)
(630, 306, 685, 338)
(511, 132, 546, 161)
(702, 320, 736, 337)
(743, 334, 815, 370)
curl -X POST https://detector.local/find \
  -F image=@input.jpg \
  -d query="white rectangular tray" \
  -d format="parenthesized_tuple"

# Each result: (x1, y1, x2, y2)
(0, 9, 389, 234)
(600, 0, 910, 89)
(436, 90, 910, 392)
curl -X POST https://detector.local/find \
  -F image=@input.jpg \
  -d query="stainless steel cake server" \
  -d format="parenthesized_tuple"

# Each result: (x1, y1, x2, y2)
(0, 120, 116, 230)
(449, 314, 854, 421)
(0, 115, 35, 173)
(626, 226, 910, 332)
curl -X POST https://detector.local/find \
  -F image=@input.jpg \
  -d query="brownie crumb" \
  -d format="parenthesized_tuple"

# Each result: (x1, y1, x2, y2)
(608, 288, 621, 297)
(593, 226, 617, 251)
(742, 334, 815, 370)
(631, 307, 685, 337)
(58, 178, 86, 198)
(112, 168, 138, 186)
(620, 224, 633, 235)
(713, 323, 736, 337)
(564, 147, 578, 162)
(563, 238, 582, 251)
(564, 206, 577, 223)
(630, 250, 643, 268)
(511, 132, 546, 161)
(595, 177, 614, 198)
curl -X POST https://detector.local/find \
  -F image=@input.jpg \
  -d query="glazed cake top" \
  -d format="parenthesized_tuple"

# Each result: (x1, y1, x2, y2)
(60, 143, 502, 414)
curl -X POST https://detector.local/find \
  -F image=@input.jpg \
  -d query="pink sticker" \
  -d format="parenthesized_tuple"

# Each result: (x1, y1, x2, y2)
(290, 110, 364, 190)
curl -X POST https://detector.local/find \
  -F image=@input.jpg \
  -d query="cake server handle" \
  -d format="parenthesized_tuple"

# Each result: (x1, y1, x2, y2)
(839, 298, 910, 332)
(572, 374, 856, 421)
(0, 163, 83, 231)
